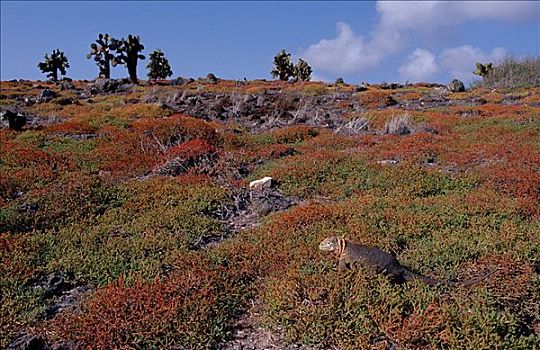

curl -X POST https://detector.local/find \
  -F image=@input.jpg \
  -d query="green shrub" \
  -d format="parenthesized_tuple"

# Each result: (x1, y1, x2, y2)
(474, 56, 540, 89)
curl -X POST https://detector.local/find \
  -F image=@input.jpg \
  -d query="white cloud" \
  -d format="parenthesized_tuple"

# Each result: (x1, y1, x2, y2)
(439, 45, 507, 81)
(398, 49, 438, 82)
(376, 1, 538, 29)
(376, 1, 447, 30)
(302, 22, 382, 75)
(398, 45, 508, 83)
(456, 1, 539, 22)
(300, 1, 537, 76)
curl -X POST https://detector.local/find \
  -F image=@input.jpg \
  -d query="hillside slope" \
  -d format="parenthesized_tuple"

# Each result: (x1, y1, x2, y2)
(1, 79, 539, 349)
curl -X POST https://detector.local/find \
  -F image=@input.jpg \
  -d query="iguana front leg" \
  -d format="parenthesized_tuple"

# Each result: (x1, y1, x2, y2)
(338, 258, 349, 271)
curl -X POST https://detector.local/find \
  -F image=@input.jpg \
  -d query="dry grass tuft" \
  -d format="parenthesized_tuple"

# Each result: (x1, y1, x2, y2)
(335, 115, 370, 135)
(384, 114, 414, 135)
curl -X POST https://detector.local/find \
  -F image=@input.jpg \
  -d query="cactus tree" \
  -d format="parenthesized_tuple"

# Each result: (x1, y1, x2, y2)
(294, 59, 312, 81)
(473, 62, 493, 78)
(271, 49, 295, 81)
(114, 35, 145, 83)
(86, 33, 118, 79)
(37, 49, 69, 81)
(146, 49, 173, 80)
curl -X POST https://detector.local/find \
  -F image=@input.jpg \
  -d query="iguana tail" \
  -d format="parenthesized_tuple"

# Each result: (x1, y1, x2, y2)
(402, 270, 446, 286)
(402, 269, 494, 287)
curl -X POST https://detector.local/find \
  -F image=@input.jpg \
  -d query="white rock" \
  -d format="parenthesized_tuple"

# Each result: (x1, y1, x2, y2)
(249, 176, 275, 189)
(376, 160, 399, 165)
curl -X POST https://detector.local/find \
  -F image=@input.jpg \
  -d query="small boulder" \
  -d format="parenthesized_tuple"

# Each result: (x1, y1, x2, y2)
(24, 97, 35, 106)
(171, 77, 193, 86)
(17, 202, 38, 213)
(249, 177, 276, 190)
(89, 78, 131, 95)
(59, 81, 75, 91)
(31, 272, 72, 297)
(356, 82, 369, 92)
(55, 97, 78, 106)
(1, 110, 26, 130)
(380, 82, 403, 90)
(44, 285, 89, 319)
(207, 73, 218, 84)
(447, 79, 465, 92)
(38, 88, 57, 103)
(90, 78, 119, 94)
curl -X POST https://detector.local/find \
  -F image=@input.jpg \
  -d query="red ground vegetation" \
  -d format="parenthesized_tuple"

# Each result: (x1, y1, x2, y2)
(1, 81, 539, 349)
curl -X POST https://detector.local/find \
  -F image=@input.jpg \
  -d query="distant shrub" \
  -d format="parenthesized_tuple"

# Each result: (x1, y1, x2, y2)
(474, 56, 540, 89)
(49, 119, 97, 134)
(165, 139, 216, 160)
(358, 89, 398, 108)
(133, 114, 222, 148)
(271, 125, 320, 144)
(157, 139, 218, 175)
(112, 103, 171, 120)
(257, 144, 297, 160)
(94, 115, 221, 177)
(398, 92, 423, 101)
(302, 84, 327, 96)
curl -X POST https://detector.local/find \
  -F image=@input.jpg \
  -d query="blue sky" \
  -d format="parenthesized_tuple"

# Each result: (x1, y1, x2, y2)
(1, 1, 539, 84)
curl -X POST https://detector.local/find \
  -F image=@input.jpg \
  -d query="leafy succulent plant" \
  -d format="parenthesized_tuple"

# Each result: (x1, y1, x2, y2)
(271, 50, 295, 81)
(294, 59, 312, 82)
(473, 62, 493, 78)
(86, 33, 119, 79)
(114, 35, 145, 83)
(146, 49, 173, 80)
(37, 49, 69, 81)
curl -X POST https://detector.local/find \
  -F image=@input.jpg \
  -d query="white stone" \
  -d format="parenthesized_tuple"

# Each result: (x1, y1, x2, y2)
(249, 176, 274, 189)
(376, 160, 399, 165)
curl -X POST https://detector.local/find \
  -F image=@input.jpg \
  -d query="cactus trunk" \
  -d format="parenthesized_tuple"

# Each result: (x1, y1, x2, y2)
(51, 69, 58, 82)
(127, 61, 138, 83)
(101, 61, 111, 79)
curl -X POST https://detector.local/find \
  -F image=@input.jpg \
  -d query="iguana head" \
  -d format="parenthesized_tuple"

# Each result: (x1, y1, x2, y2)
(319, 236, 346, 257)
(319, 236, 341, 252)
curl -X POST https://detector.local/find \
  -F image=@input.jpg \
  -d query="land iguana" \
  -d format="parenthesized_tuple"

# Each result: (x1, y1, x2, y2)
(319, 236, 490, 286)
